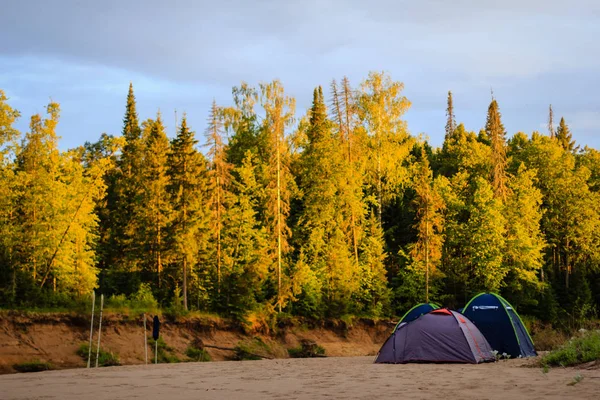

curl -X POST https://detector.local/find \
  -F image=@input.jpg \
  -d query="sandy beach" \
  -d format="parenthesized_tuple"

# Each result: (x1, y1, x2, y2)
(1, 356, 599, 400)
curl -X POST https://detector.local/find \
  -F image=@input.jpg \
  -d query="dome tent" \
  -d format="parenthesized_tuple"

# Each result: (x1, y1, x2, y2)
(375, 308, 495, 364)
(396, 302, 440, 327)
(462, 293, 536, 358)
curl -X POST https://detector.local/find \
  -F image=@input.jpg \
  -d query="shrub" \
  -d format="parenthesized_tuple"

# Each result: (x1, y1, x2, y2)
(148, 337, 180, 363)
(288, 339, 326, 358)
(77, 344, 120, 367)
(185, 346, 211, 362)
(233, 337, 271, 360)
(105, 294, 130, 312)
(13, 360, 53, 373)
(130, 283, 159, 311)
(541, 330, 600, 368)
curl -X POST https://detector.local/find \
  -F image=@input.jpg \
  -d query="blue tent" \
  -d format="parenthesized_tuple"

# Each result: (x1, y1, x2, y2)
(393, 302, 440, 331)
(462, 293, 536, 358)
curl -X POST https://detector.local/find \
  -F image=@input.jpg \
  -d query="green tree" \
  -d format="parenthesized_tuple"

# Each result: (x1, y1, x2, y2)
(485, 99, 509, 199)
(105, 83, 145, 294)
(296, 87, 357, 316)
(556, 117, 576, 152)
(409, 149, 445, 302)
(466, 177, 507, 292)
(168, 115, 208, 310)
(504, 164, 545, 291)
(221, 152, 270, 317)
(259, 80, 296, 311)
(0, 90, 21, 302)
(205, 100, 233, 298)
(140, 114, 172, 290)
(445, 91, 457, 140)
(357, 72, 413, 222)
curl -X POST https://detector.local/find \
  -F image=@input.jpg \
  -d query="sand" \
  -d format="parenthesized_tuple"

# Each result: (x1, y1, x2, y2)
(1, 356, 599, 400)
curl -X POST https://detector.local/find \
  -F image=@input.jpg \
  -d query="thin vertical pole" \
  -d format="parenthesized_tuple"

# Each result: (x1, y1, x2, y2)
(155, 341, 158, 364)
(95, 294, 104, 368)
(143, 314, 148, 365)
(87, 291, 95, 368)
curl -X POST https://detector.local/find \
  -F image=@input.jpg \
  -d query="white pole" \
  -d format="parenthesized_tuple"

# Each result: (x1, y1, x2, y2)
(87, 291, 95, 368)
(143, 314, 148, 365)
(95, 294, 104, 368)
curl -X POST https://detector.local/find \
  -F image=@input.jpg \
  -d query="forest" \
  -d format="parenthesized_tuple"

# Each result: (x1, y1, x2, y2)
(0, 71, 599, 328)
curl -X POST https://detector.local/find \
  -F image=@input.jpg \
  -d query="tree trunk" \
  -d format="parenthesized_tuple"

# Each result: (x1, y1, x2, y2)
(425, 205, 429, 304)
(216, 176, 221, 295)
(183, 200, 188, 310)
(565, 239, 570, 289)
(276, 119, 282, 313)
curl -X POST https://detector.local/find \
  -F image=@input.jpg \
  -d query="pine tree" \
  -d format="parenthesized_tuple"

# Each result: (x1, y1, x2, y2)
(410, 149, 445, 302)
(168, 115, 208, 310)
(205, 100, 232, 297)
(556, 117, 576, 151)
(141, 114, 172, 289)
(330, 77, 362, 265)
(259, 80, 295, 311)
(485, 99, 509, 199)
(445, 91, 457, 140)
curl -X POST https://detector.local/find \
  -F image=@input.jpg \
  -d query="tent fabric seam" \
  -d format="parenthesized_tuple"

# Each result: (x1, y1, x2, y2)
(493, 293, 536, 346)
(394, 302, 440, 332)
(491, 293, 521, 346)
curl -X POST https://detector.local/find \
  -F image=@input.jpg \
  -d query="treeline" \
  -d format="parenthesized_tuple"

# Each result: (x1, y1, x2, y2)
(0, 72, 599, 325)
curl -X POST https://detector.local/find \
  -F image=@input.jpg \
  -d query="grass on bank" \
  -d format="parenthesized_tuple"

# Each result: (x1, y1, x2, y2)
(541, 330, 600, 368)
(76, 344, 120, 367)
(12, 360, 53, 373)
(288, 339, 326, 358)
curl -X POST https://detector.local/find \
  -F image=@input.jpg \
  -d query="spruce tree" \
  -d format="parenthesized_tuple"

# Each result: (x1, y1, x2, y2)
(297, 87, 357, 315)
(168, 115, 208, 310)
(485, 99, 509, 199)
(141, 114, 172, 289)
(556, 117, 575, 151)
(107, 83, 145, 293)
(221, 152, 270, 316)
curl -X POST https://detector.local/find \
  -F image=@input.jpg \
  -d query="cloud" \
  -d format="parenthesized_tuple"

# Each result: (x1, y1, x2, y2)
(0, 1, 598, 148)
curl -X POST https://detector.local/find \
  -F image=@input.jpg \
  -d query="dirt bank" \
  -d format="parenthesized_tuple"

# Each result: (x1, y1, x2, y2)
(2, 356, 599, 400)
(0, 312, 392, 374)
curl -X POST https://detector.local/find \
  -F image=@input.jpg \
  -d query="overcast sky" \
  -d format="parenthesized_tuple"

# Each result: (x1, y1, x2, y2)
(1, 0, 599, 149)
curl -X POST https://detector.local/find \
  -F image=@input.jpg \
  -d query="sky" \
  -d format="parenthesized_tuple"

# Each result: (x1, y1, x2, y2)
(1, 0, 599, 150)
